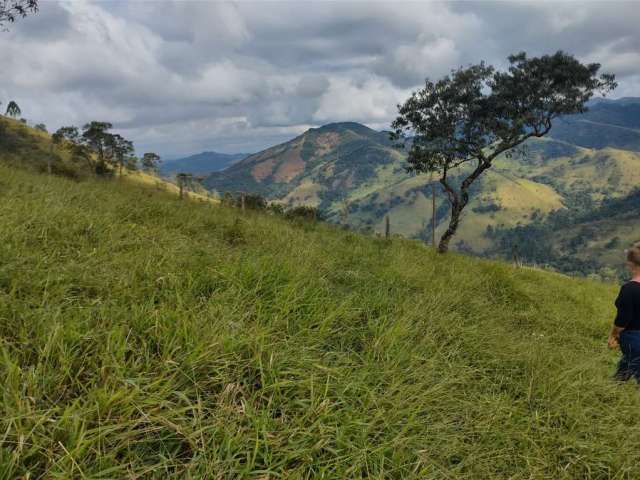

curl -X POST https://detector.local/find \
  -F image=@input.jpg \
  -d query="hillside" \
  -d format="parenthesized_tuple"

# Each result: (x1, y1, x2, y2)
(0, 116, 81, 177)
(204, 122, 400, 200)
(160, 151, 248, 177)
(488, 189, 640, 279)
(204, 123, 565, 244)
(0, 115, 213, 202)
(2, 163, 640, 477)
(547, 98, 640, 151)
(202, 99, 640, 277)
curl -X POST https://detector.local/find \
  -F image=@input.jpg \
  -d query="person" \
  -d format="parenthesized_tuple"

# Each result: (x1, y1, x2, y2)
(608, 242, 640, 381)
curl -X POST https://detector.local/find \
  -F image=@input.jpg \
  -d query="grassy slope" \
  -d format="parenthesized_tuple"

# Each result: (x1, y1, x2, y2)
(125, 169, 217, 203)
(0, 117, 76, 176)
(0, 115, 212, 204)
(2, 165, 640, 478)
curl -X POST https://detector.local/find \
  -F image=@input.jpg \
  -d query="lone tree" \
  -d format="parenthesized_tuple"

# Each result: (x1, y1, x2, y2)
(392, 51, 616, 253)
(82, 121, 113, 175)
(141, 152, 161, 173)
(0, 0, 38, 28)
(176, 172, 193, 200)
(5, 100, 21, 118)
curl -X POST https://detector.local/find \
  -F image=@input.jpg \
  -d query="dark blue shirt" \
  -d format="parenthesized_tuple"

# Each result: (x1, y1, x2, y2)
(614, 281, 640, 330)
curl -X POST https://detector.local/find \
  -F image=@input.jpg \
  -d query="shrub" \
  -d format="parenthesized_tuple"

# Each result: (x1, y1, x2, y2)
(221, 192, 267, 210)
(285, 205, 323, 221)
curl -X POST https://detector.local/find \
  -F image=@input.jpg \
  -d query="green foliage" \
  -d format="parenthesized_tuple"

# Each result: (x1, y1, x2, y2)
(142, 152, 161, 172)
(221, 192, 268, 210)
(81, 121, 113, 175)
(52, 125, 94, 174)
(267, 202, 285, 215)
(4, 100, 21, 118)
(472, 201, 502, 214)
(285, 205, 323, 221)
(106, 133, 135, 174)
(1, 164, 639, 477)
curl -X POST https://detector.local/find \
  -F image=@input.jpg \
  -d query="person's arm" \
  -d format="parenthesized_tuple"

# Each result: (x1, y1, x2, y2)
(608, 325, 624, 349)
(610, 285, 631, 349)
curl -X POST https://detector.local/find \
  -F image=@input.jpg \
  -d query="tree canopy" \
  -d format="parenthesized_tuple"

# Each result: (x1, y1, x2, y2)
(52, 126, 93, 171)
(391, 51, 617, 253)
(5, 100, 21, 118)
(107, 133, 135, 176)
(142, 152, 161, 172)
(52, 123, 138, 177)
(0, 0, 38, 28)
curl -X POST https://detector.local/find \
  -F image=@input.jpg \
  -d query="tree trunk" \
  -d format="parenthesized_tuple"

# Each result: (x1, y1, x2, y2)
(431, 183, 436, 248)
(437, 159, 489, 253)
(437, 199, 467, 254)
(48, 144, 53, 175)
(512, 244, 520, 267)
(179, 182, 184, 200)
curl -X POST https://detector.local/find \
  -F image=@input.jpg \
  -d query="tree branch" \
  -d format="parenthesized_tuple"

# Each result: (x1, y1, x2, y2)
(439, 164, 459, 207)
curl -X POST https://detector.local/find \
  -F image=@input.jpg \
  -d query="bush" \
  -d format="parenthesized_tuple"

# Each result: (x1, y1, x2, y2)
(221, 192, 267, 210)
(267, 203, 285, 215)
(285, 205, 323, 221)
(472, 201, 502, 214)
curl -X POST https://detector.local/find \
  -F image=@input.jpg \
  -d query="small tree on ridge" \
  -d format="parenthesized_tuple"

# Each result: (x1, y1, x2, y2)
(5, 100, 21, 118)
(142, 152, 161, 173)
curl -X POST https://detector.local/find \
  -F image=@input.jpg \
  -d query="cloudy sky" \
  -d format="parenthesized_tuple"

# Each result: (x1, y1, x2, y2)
(2, 1, 639, 158)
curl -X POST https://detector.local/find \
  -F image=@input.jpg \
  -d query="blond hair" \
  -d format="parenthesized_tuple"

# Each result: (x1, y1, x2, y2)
(627, 242, 640, 266)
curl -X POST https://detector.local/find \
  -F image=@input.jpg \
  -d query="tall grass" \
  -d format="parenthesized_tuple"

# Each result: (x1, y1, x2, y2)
(1, 164, 638, 479)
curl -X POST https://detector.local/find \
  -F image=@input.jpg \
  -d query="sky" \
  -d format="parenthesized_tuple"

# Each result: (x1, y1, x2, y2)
(2, 1, 639, 158)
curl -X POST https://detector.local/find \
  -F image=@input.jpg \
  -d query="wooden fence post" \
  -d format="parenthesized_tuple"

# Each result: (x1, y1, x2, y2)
(385, 214, 390, 239)
(512, 244, 520, 267)
(431, 183, 437, 248)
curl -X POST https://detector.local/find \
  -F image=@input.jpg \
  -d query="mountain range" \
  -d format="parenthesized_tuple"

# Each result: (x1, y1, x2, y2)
(160, 151, 249, 177)
(204, 98, 640, 279)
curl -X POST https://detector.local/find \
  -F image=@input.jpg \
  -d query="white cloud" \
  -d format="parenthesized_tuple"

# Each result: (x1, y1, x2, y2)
(313, 76, 407, 123)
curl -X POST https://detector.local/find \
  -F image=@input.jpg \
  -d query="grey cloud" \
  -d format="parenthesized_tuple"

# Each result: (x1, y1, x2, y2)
(296, 76, 330, 98)
(8, 1, 71, 39)
(1, 1, 639, 157)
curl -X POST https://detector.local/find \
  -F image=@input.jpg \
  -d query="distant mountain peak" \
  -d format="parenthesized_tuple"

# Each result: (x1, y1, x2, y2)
(307, 122, 377, 135)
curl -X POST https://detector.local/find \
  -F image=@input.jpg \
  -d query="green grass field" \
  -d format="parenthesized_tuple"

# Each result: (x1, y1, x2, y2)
(1, 164, 639, 479)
